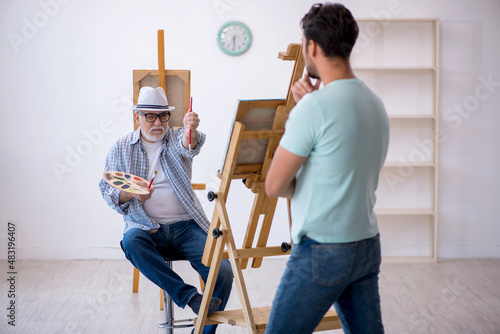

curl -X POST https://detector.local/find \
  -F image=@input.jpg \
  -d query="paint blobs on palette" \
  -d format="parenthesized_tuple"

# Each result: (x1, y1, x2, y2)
(103, 171, 149, 195)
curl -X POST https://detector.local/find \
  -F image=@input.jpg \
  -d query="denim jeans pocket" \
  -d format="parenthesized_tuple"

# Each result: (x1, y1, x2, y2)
(312, 243, 356, 287)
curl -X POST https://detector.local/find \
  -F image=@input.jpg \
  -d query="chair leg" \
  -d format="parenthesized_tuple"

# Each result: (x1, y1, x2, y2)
(165, 289, 174, 334)
(157, 260, 195, 332)
(160, 289, 164, 310)
(159, 288, 178, 334)
(159, 260, 174, 334)
(199, 275, 205, 292)
(133, 267, 140, 293)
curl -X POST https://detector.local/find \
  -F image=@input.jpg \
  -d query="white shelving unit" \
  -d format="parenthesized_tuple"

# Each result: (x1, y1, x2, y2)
(352, 18, 440, 261)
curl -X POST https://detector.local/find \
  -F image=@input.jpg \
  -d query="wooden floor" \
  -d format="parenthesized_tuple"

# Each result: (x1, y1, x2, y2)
(1, 258, 500, 333)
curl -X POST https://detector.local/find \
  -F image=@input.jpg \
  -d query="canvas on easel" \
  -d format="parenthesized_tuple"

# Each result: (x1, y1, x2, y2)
(193, 44, 342, 333)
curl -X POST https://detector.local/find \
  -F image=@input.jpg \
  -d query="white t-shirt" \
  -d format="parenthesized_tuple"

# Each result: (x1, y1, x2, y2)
(141, 138, 192, 225)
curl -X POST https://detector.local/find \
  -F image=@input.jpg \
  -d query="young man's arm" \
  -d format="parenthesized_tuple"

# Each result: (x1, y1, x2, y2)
(265, 145, 307, 199)
(266, 71, 318, 198)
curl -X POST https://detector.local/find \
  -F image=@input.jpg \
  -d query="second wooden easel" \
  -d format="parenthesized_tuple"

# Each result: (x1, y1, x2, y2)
(193, 44, 342, 333)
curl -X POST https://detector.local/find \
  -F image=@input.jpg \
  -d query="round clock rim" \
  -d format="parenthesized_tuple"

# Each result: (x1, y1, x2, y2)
(217, 20, 252, 56)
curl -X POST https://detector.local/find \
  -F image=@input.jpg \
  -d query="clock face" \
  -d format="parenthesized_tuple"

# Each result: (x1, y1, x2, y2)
(217, 21, 252, 56)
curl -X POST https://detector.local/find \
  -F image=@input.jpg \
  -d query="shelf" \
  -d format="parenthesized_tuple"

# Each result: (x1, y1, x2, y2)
(375, 209, 436, 216)
(384, 161, 435, 167)
(354, 66, 437, 71)
(356, 18, 439, 23)
(353, 18, 439, 262)
(388, 114, 436, 119)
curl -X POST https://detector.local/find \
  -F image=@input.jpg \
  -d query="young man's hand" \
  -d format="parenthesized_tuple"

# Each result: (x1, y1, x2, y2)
(292, 72, 321, 103)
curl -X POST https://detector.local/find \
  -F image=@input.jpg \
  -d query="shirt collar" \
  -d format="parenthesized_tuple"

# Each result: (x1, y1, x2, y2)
(130, 128, 141, 145)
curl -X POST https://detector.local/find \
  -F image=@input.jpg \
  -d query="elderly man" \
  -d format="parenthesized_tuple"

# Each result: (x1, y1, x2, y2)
(99, 87, 232, 334)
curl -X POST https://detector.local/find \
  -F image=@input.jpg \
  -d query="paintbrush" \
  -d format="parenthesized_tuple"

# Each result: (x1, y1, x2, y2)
(189, 97, 193, 155)
(148, 171, 157, 189)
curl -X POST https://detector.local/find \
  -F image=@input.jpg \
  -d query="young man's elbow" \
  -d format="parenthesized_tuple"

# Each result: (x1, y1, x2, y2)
(265, 180, 281, 198)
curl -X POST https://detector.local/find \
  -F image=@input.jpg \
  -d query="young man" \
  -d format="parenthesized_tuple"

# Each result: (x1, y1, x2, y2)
(99, 87, 233, 334)
(265, 3, 389, 334)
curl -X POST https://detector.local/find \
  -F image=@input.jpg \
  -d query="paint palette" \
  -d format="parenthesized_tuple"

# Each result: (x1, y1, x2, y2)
(103, 171, 149, 195)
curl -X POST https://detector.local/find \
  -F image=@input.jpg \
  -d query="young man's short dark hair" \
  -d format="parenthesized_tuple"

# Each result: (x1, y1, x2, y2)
(301, 2, 359, 59)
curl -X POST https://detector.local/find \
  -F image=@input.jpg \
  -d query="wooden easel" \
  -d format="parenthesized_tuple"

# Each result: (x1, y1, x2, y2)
(132, 30, 191, 130)
(193, 44, 342, 333)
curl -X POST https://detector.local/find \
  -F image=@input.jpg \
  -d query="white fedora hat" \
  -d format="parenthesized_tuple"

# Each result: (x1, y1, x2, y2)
(132, 87, 175, 112)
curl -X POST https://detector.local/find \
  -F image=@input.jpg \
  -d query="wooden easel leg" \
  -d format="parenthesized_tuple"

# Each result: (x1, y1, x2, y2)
(252, 196, 278, 268)
(225, 232, 257, 333)
(240, 191, 267, 269)
(195, 195, 257, 334)
(203, 122, 246, 267)
(193, 231, 227, 334)
(216, 197, 257, 333)
(202, 210, 221, 266)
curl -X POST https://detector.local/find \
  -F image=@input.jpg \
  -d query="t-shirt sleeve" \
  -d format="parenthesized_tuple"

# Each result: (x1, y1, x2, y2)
(280, 94, 323, 157)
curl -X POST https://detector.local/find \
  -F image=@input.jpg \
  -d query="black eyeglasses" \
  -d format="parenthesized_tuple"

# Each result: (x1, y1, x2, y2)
(136, 111, 171, 123)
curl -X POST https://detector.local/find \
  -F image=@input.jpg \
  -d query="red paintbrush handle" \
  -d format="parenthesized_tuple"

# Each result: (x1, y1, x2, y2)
(189, 97, 193, 145)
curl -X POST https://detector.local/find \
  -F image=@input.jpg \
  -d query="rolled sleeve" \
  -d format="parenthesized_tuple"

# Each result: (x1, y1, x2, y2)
(99, 143, 131, 215)
(175, 127, 206, 158)
(99, 180, 130, 215)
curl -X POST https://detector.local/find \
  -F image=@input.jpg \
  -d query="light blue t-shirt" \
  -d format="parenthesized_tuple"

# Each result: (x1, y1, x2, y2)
(280, 78, 389, 244)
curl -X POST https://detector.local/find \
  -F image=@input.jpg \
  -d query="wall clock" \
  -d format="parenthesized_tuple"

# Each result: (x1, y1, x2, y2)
(217, 21, 252, 56)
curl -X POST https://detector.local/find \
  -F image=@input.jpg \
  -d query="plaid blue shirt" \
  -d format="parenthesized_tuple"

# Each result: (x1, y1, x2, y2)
(99, 127, 210, 234)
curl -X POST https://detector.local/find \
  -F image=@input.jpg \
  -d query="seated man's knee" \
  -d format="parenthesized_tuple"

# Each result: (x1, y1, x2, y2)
(218, 259, 234, 284)
(122, 228, 150, 254)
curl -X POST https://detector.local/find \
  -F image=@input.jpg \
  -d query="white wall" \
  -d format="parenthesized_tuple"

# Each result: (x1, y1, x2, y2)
(0, 0, 499, 259)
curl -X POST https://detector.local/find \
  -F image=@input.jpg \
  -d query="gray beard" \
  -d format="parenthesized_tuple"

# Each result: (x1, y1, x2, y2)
(143, 127, 166, 142)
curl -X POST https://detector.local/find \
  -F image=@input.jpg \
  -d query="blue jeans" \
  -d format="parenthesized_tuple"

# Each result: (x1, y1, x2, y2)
(266, 235, 383, 334)
(121, 220, 233, 334)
